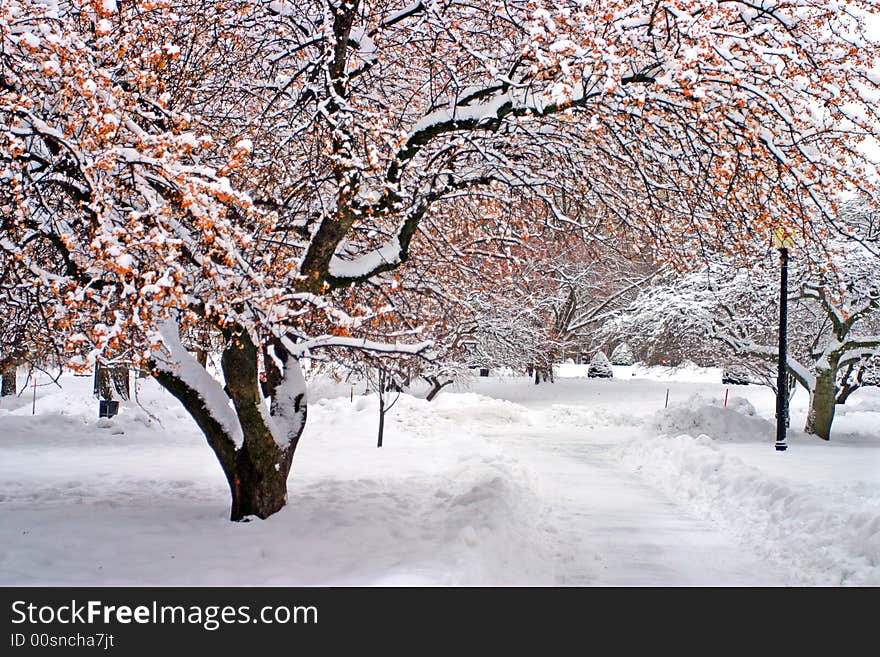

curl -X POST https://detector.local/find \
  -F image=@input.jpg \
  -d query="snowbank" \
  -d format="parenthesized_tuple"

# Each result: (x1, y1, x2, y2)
(617, 431, 880, 585)
(627, 362, 724, 383)
(650, 393, 775, 443)
(0, 383, 555, 585)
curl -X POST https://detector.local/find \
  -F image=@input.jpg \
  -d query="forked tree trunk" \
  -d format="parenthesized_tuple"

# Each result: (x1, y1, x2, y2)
(425, 376, 452, 402)
(154, 327, 306, 521)
(1, 367, 16, 397)
(805, 367, 837, 441)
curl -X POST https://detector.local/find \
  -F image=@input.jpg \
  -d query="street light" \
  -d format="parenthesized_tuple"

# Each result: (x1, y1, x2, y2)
(773, 227, 794, 452)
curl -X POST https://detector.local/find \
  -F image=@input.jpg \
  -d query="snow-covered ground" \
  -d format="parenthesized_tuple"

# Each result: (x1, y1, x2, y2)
(1, 364, 878, 586)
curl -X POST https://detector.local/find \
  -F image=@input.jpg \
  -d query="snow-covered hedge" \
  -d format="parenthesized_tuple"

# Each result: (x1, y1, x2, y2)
(588, 351, 613, 378)
(610, 342, 635, 366)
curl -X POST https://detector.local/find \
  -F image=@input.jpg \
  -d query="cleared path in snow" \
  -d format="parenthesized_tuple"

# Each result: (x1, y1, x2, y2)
(467, 380, 791, 585)
(495, 424, 789, 585)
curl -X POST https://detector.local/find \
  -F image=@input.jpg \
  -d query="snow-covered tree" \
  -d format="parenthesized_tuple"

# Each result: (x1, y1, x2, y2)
(607, 202, 880, 440)
(537, 243, 660, 360)
(452, 230, 658, 382)
(463, 281, 556, 380)
(857, 356, 880, 388)
(588, 351, 613, 379)
(4, 0, 880, 519)
(610, 343, 635, 366)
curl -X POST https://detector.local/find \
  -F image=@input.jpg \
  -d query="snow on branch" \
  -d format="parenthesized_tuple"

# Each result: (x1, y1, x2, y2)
(280, 335, 433, 359)
(328, 236, 401, 279)
(261, 351, 307, 450)
(153, 318, 243, 447)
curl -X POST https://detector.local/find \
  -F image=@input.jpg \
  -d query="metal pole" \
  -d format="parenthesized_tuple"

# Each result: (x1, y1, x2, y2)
(775, 247, 789, 451)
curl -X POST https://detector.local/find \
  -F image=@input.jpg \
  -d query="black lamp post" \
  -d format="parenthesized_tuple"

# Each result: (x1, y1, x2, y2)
(773, 228, 793, 452)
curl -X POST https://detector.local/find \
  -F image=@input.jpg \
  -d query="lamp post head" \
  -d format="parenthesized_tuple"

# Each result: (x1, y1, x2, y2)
(773, 227, 795, 250)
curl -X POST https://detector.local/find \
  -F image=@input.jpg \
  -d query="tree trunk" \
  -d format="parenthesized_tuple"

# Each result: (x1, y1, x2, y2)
(229, 436, 294, 521)
(94, 365, 130, 401)
(1, 367, 16, 397)
(805, 367, 837, 441)
(534, 367, 552, 384)
(154, 327, 306, 521)
(425, 376, 452, 402)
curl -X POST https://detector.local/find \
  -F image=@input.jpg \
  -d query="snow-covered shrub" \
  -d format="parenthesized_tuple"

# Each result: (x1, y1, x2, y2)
(721, 367, 751, 385)
(588, 352, 613, 378)
(610, 342, 634, 366)
(853, 356, 880, 387)
(651, 393, 771, 442)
